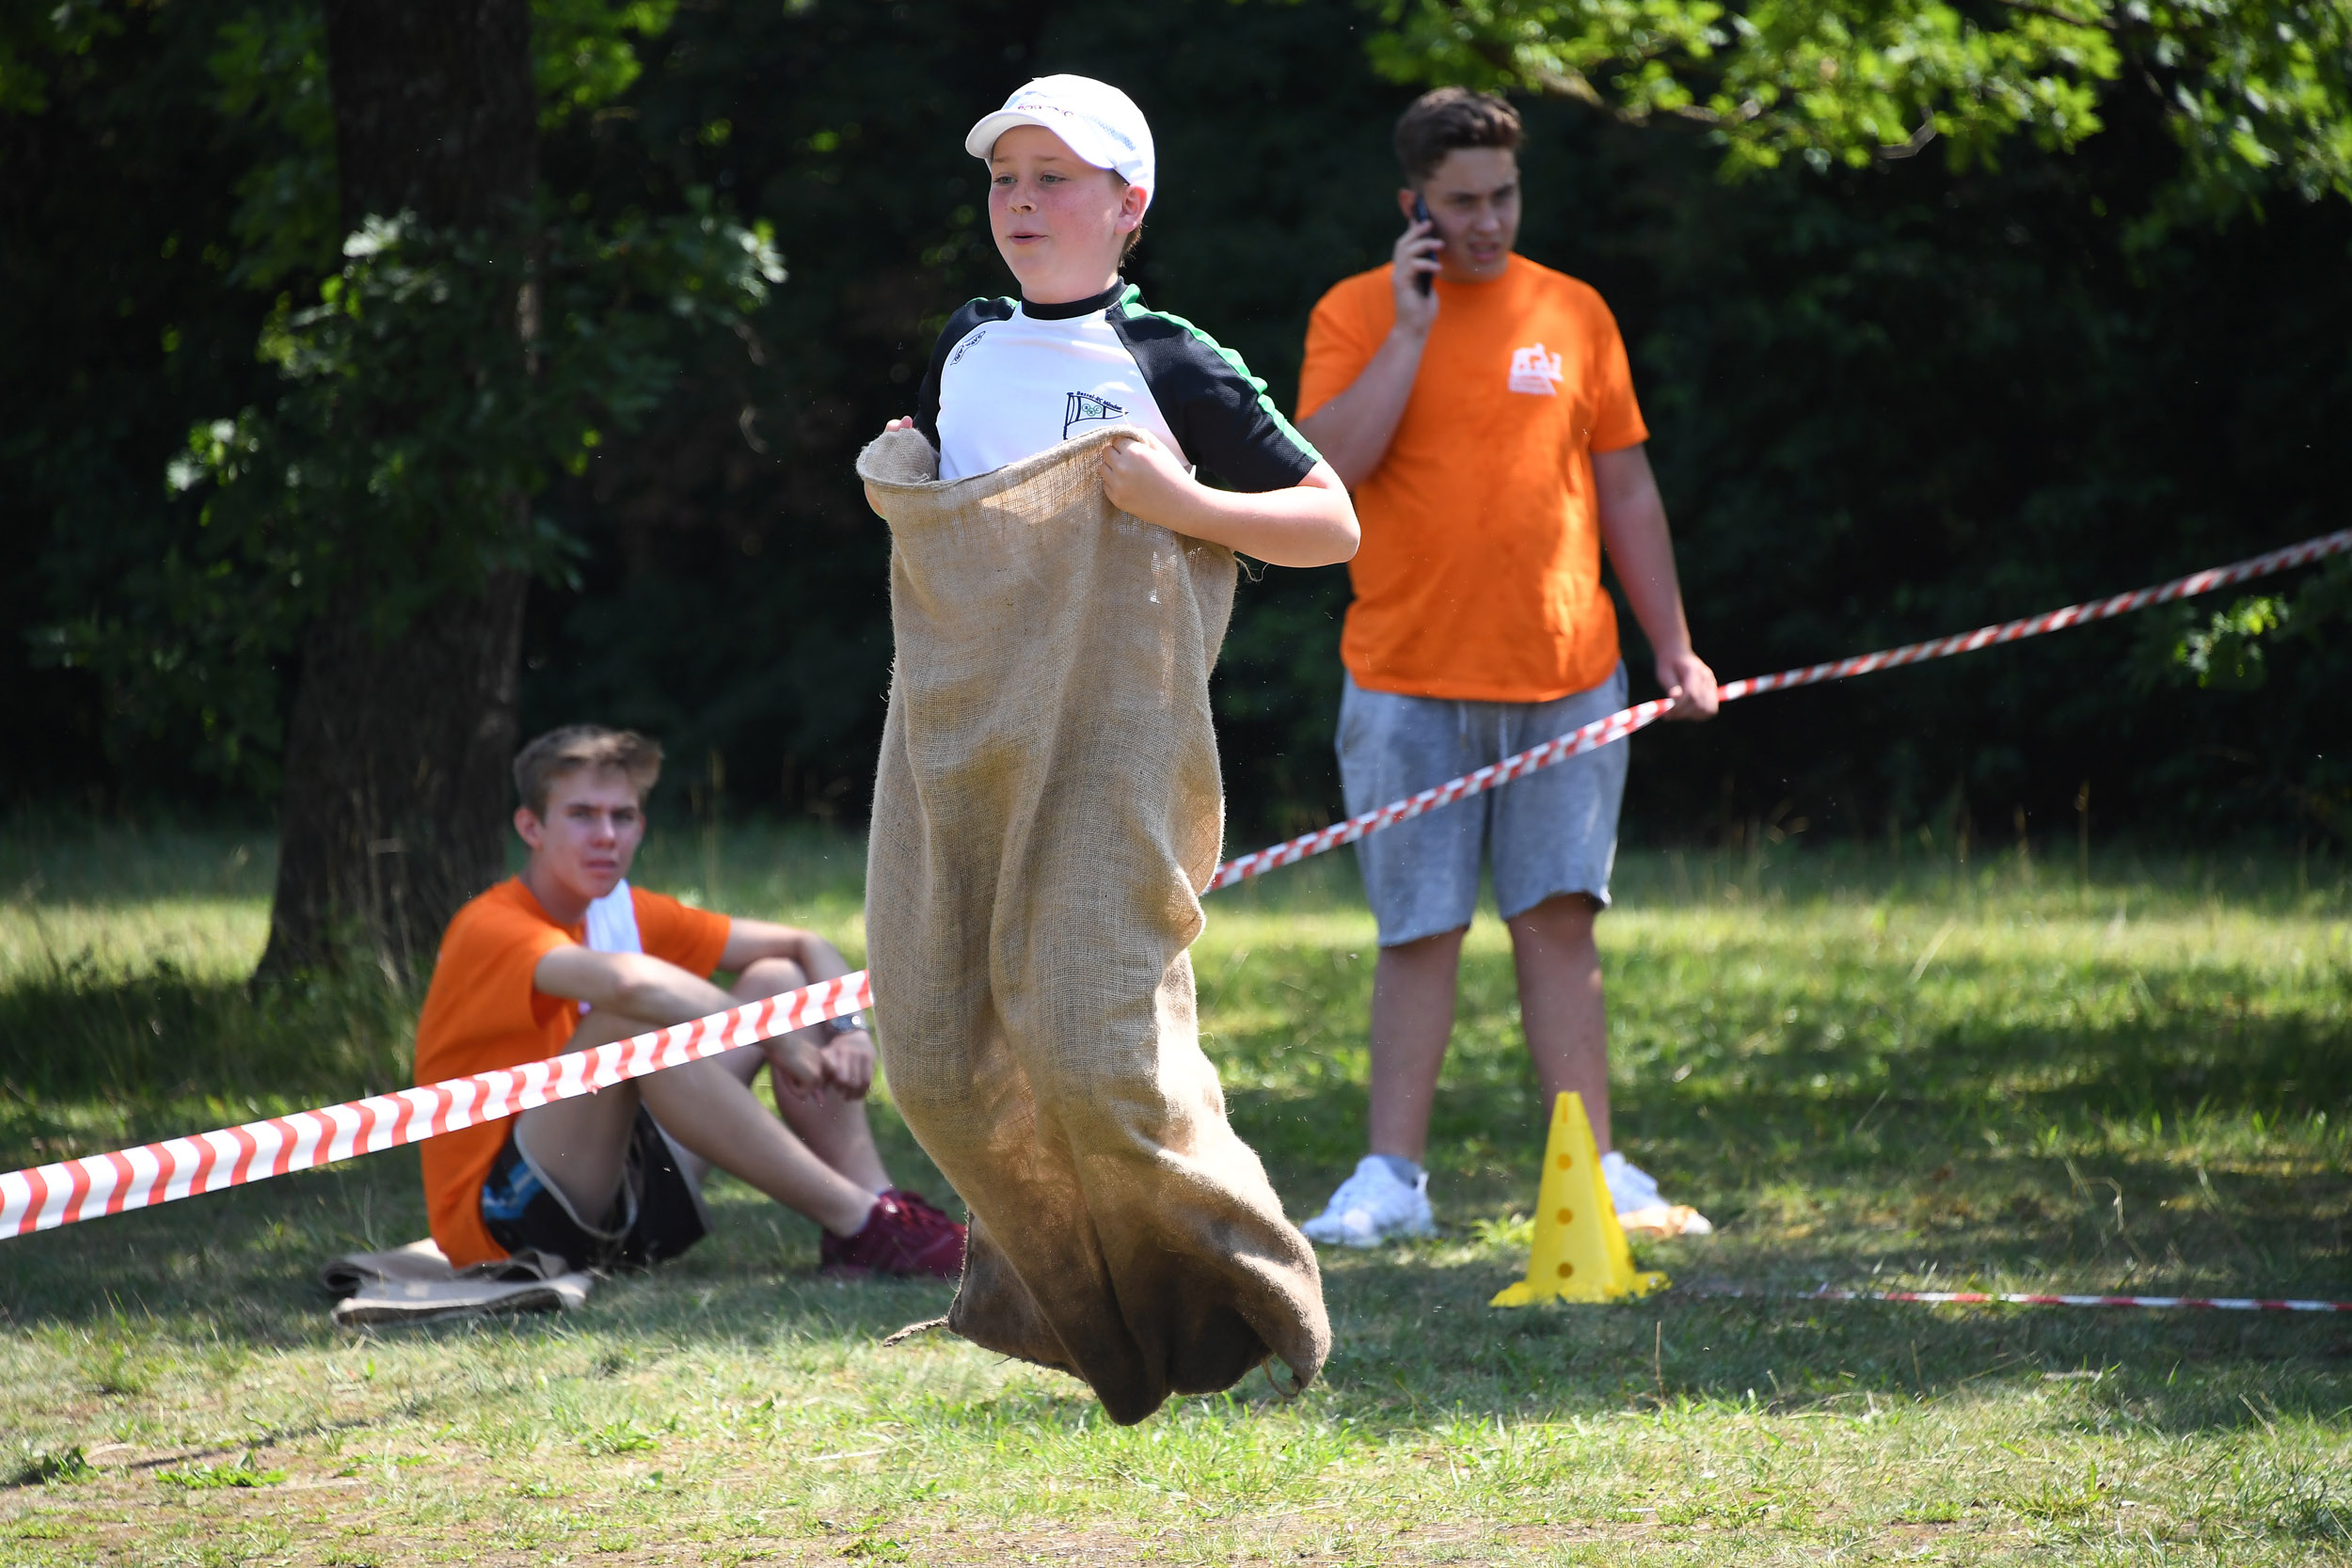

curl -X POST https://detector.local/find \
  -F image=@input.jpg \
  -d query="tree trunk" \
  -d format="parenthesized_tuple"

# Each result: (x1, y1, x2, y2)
(321, 0, 538, 235)
(256, 575, 530, 979)
(256, 0, 538, 982)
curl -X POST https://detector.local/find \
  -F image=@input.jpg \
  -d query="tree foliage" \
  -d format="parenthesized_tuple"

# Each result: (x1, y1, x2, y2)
(532, 0, 677, 127)
(0, 2, 114, 116)
(45, 202, 779, 786)
(1366, 0, 2352, 218)
(203, 0, 687, 289)
(14, 0, 778, 796)
(2148, 556, 2352, 690)
(4, 0, 2347, 850)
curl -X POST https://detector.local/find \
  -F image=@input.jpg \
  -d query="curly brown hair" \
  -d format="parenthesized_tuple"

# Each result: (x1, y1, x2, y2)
(1393, 87, 1523, 185)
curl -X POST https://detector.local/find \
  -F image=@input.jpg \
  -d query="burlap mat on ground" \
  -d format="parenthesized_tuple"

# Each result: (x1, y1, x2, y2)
(320, 1239, 594, 1326)
(858, 425, 1328, 1424)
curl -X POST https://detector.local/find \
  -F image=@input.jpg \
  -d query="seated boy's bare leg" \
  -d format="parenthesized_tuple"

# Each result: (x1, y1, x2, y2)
(517, 997, 876, 1238)
(565, 953, 866, 1232)
(712, 957, 816, 1091)
(730, 957, 893, 1195)
(773, 1085, 891, 1194)
(632, 1055, 876, 1235)
(513, 1006, 650, 1227)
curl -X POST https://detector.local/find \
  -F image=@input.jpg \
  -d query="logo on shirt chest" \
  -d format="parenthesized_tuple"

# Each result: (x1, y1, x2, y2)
(1507, 342, 1565, 396)
(1064, 390, 1128, 439)
(948, 325, 991, 367)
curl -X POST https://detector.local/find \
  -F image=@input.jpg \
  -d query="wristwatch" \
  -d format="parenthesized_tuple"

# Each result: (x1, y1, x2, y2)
(819, 1010, 869, 1038)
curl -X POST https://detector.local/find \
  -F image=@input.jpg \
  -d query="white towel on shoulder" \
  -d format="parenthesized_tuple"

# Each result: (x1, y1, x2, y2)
(580, 879, 641, 1011)
(580, 877, 711, 1195)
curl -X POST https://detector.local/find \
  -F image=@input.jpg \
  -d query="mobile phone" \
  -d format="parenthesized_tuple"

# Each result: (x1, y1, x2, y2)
(1410, 195, 1435, 295)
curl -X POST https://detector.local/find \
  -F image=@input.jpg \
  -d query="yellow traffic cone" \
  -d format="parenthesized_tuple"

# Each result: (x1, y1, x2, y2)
(1490, 1091, 1668, 1307)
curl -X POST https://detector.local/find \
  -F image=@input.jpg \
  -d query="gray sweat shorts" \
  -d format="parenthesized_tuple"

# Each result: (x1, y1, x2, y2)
(1336, 663, 1629, 948)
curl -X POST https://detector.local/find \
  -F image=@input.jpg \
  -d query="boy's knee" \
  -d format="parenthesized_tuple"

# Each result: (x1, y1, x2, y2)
(1389, 924, 1469, 955)
(1508, 893, 1599, 942)
(565, 1005, 656, 1053)
(733, 956, 809, 1000)
(1377, 926, 1469, 974)
(516, 1088, 639, 1171)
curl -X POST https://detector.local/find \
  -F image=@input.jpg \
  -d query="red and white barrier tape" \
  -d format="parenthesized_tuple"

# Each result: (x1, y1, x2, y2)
(1818, 1287, 2352, 1313)
(1694, 1285, 2352, 1313)
(4, 527, 2345, 1239)
(1207, 698, 1676, 890)
(0, 974, 868, 1237)
(1207, 526, 2352, 889)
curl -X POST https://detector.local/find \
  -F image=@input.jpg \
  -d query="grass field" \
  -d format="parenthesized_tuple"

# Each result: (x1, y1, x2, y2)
(2, 817, 2348, 1565)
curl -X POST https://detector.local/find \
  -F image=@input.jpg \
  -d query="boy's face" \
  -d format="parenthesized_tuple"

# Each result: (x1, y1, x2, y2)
(515, 767, 644, 908)
(987, 124, 1146, 303)
(1399, 147, 1520, 283)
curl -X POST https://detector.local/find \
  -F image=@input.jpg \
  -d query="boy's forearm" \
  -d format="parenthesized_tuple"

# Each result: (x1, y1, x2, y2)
(721, 918, 851, 981)
(537, 946, 739, 1028)
(1152, 470, 1359, 569)
(613, 969, 742, 1028)
(1594, 447, 1693, 657)
(1607, 512, 1694, 657)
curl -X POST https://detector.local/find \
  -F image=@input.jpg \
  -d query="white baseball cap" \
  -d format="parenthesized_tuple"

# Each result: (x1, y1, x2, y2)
(964, 75, 1155, 198)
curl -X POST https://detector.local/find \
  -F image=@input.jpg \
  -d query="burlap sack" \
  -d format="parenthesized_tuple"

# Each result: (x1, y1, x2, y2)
(858, 425, 1328, 1424)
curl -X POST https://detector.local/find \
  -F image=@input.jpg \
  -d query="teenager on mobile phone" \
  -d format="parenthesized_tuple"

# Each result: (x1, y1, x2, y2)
(1292, 87, 1721, 1247)
(1410, 194, 1435, 294)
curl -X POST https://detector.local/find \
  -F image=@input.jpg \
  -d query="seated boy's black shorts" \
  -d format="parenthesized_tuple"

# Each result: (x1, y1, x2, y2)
(480, 1106, 707, 1274)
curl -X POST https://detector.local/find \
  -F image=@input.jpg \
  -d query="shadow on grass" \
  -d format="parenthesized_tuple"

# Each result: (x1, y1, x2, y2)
(0, 964, 416, 1158)
(1619, 943, 2352, 1118)
(1232, 1020, 2350, 1297)
(12, 1148, 2338, 1446)
(0, 1157, 953, 1346)
(1229, 923, 2350, 1268)
(4, 837, 2344, 1474)
(1212, 909, 2352, 1448)
(2, 1116, 2342, 1470)
(1311, 1248, 2352, 1441)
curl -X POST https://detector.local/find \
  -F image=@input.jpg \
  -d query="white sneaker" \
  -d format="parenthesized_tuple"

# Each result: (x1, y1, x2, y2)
(1298, 1156, 1435, 1247)
(1601, 1150, 1661, 1213)
(1604, 1150, 1714, 1236)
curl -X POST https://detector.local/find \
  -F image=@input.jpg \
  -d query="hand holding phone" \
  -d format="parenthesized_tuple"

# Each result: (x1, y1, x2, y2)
(1410, 195, 1436, 296)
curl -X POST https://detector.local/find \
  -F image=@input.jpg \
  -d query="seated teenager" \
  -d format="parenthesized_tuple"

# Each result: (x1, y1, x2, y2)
(411, 725, 963, 1280)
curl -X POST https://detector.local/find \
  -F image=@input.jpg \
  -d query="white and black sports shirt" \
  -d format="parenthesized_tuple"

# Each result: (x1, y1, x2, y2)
(914, 280, 1322, 490)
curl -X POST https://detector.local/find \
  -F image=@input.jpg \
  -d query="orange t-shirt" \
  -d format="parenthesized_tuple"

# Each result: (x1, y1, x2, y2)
(411, 878, 731, 1267)
(1298, 254, 1648, 703)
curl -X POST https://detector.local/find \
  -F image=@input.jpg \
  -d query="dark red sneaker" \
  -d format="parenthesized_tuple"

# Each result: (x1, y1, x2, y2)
(819, 1190, 966, 1280)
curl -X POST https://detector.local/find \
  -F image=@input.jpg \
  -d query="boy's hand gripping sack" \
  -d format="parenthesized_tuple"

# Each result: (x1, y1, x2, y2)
(858, 425, 1329, 1424)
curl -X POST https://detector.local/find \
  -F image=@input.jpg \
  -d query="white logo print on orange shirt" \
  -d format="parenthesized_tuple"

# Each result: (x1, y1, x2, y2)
(1507, 342, 1564, 396)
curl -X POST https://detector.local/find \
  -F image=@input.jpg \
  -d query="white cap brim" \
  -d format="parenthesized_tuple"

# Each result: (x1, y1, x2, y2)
(964, 109, 1150, 191)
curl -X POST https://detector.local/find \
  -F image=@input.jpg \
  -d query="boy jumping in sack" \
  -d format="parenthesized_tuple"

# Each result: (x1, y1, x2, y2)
(854, 76, 1357, 1421)
(410, 725, 963, 1280)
